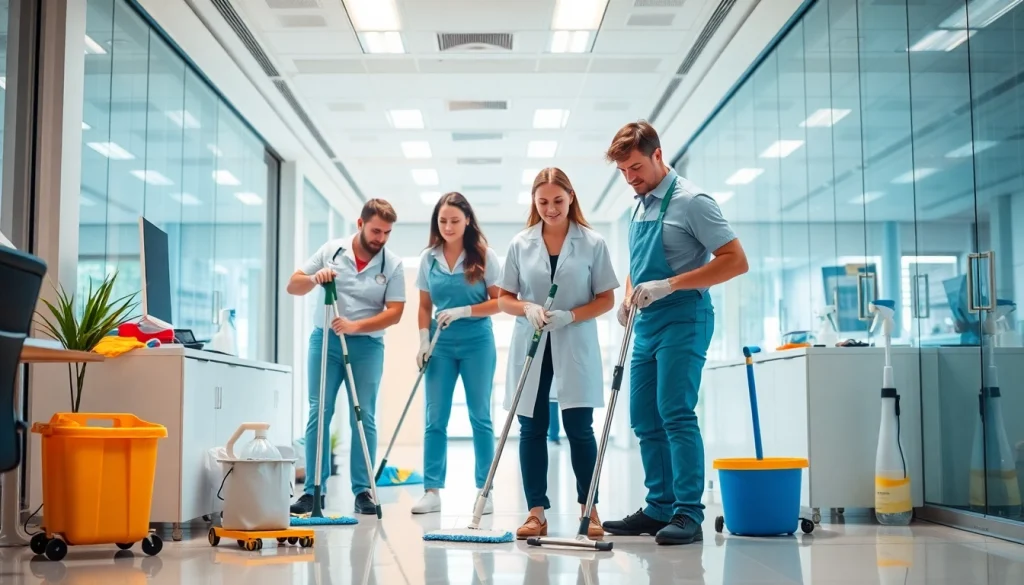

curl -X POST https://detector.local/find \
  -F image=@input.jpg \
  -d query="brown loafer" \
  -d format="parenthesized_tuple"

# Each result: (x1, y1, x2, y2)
(516, 515, 548, 540)
(587, 510, 605, 538)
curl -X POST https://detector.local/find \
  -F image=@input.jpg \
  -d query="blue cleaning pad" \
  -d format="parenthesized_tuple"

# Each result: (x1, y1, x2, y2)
(291, 515, 358, 526)
(423, 528, 513, 543)
(377, 466, 424, 486)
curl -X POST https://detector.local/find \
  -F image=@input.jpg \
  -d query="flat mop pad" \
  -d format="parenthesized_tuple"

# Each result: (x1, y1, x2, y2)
(290, 514, 357, 526)
(423, 528, 512, 543)
(377, 466, 423, 487)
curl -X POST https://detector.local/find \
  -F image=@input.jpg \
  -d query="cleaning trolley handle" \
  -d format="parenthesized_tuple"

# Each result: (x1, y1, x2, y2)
(742, 345, 764, 461)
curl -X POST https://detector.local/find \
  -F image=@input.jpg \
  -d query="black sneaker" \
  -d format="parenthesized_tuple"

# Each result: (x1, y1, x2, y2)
(655, 514, 703, 545)
(290, 494, 324, 515)
(602, 508, 669, 536)
(354, 491, 377, 515)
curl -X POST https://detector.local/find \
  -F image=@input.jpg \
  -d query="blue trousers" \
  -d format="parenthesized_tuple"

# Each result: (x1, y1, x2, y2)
(518, 339, 597, 510)
(548, 401, 560, 441)
(304, 328, 383, 496)
(423, 329, 496, 490)
(630, 310, 714, 524)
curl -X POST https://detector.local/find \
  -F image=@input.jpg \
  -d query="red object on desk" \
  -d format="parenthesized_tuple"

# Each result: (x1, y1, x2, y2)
(117, 322, 174, 344)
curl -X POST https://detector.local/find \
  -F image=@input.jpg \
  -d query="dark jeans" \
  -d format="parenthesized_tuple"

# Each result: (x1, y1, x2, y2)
(518, 338, 598, 510)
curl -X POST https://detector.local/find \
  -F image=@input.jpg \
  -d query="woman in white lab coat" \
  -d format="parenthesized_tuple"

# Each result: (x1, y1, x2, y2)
(497, 167, 619, 539)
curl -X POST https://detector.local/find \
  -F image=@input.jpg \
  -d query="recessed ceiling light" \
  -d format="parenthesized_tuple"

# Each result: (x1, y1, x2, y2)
(760, 140, 805, 158)
(799, 108, 851, 128)
(170, 192, 202, 206)
(87, 141, 135, 160)
(234, 192, 263, 206)
(420, 192, 441, 205)
(710, 192, 734, 203)
(401, 141, 432, 159)
(165, 110, 201, 129)
(725, 168, 764, 185)
(550, 30, 590, 53)
(528, 140, 558, 158)
(552, 0, 609, 30)
(130, 170, 174, 186)
(533, 109, 571, 129)
(387, 109, 424, 129)
(892, 168, 938, 184)
(213, 170, 241, 186)
(84, 35, 107, 55)
(343, 0, 400, 30)
(362, 31, 404, 54)
(849, 191, 886, 205)
(412, 169, 439, 186)
(518, 191, 533, 205)
(946, 140, 998, 158)
(522, 169, 539, 185)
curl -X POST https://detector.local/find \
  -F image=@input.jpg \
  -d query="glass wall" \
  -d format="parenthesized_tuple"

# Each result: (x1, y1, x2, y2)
(77, 0, 278, 360)
(678, 0, 1024, 525)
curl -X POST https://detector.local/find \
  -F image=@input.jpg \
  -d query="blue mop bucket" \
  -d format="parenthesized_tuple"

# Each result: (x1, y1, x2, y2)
(713, 346, 811, 536)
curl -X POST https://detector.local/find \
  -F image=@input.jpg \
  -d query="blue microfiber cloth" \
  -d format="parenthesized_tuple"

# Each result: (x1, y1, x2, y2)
(423, 528, 513, 543)
(291, 515, 357, 526)
(377, 466, 424, 486)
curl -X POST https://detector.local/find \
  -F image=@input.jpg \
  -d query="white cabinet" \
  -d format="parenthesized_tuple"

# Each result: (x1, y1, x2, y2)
(28, 347, 292, 531)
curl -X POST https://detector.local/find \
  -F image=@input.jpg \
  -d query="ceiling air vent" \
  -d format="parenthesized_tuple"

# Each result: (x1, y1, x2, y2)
(277, 14, 328, 28)
(447, 100, 508, 111)
(265, 0, 321, 8)
(677, 0, 736, 75)
(627, 13, 676, 26)
(457, 157, 502, 165)
(452, 132, 503, 141)
(209, 0, 280, 77)
(438, 33, 514, 52)
(634, 0, 686, 6)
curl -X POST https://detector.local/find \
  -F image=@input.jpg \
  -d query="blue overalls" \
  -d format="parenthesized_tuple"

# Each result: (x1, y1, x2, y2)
(423, 258, 496, 490)
(628, 177, 715, 524)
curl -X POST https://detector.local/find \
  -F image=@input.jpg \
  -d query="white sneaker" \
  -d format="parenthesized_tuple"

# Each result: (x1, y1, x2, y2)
(412, 491, 442, 515)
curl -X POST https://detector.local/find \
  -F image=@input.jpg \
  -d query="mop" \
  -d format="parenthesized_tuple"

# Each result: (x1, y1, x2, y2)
(374, 327, 444, 483)
(525, 304, 637, 552)
(290, 280, 361, 527)
(423, 284, 559, 544)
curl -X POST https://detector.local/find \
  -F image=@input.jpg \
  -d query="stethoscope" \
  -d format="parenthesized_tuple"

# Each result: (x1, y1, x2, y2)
(332, 246, 387, 285)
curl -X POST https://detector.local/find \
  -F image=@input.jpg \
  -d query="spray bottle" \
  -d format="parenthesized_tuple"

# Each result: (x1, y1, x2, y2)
(210, 308, 238, 355)
(969, 299, 1021, 517)
(871, 300, 912, 525)
(815, 304, 839, 347)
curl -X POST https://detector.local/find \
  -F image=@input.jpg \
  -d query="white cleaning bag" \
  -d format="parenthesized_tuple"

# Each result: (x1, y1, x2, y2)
(218, 423, 295, 531)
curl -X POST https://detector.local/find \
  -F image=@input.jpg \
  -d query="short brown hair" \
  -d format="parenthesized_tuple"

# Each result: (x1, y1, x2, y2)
(605, 120, 661, 162)
(527, 168, 591, 229)
(360, 198, 397, 223)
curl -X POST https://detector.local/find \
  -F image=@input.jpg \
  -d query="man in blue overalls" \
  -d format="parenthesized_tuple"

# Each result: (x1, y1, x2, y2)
(601, 122, 748, 545)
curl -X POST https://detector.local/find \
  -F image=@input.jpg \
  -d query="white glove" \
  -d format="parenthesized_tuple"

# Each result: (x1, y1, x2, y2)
(616, 300, 630, 327)
(631, 279, 673, 309)
(543, 310, 574, 332)
(416, 329, 431, 369)
(436, 306, 472, 329)
(523, 303, 549, 330)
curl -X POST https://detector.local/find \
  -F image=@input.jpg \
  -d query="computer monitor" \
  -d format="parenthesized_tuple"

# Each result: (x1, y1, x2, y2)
(139, 217, 173, 330)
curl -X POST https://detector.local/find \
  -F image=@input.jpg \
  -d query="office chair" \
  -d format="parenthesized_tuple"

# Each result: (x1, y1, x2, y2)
(0, 246, 47, 473)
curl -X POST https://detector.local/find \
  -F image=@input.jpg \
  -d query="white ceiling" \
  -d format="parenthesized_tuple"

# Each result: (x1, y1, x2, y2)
(230, 0, 727, 223)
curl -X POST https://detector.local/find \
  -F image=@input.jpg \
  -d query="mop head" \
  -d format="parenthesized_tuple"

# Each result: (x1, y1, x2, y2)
(423, 528, 513, 544)
(377, 466, 424, 486)
(290, 514, 358, 526)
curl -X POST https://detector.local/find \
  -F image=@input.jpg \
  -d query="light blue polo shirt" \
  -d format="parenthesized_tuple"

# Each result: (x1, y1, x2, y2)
(302, 234, 406, 338)
(414, 246, 502, 292)
(633, 168, 737, 284)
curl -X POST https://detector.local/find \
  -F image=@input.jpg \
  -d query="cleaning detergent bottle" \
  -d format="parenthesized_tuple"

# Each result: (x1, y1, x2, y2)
(871, 300, 913, 525)
(816, 304, 839, 347)
(969, 301, 1021, 517)
(227, 422, 281, 461)
(210, 308, 238, 355)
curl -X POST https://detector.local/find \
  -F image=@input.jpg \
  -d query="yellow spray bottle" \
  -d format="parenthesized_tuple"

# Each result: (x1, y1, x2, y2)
(871, 300, 912, 525)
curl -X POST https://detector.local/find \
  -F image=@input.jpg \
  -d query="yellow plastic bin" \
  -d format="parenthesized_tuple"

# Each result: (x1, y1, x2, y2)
(30, 413, 167, 561)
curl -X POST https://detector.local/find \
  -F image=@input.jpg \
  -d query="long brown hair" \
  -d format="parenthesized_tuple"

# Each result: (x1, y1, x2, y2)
(527, 167, 591, 228)
(428, 192, 489, 284)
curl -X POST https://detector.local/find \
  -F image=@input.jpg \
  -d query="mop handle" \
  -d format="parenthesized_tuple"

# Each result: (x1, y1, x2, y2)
(742, 345, 764, 461)
(374, 326, 444, 482)
(311, 280, 339, 518)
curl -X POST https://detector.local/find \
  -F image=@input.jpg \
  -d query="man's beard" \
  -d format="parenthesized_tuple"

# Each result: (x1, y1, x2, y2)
(360, 231, 381, 253)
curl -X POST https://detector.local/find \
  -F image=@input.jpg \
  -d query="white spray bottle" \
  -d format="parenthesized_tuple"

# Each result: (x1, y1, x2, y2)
(815, 304, 839, 347)
(871, 300, 912, 525)
(210, 308, 238, 355)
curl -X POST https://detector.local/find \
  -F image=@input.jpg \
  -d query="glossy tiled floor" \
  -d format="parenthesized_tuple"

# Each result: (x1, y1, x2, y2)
(4, 443, 1024, 584)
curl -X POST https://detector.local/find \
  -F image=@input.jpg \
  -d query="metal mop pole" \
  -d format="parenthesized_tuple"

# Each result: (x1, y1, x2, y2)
(467, 284, 558, 530)
(374, 326, 443, 482)
(527, 304, 638, 551)
(311, 280, 337, 519)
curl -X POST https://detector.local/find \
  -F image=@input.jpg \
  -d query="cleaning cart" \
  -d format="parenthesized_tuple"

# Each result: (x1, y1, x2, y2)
(29, 413, 167, 561)
(713, 346, 814, 536)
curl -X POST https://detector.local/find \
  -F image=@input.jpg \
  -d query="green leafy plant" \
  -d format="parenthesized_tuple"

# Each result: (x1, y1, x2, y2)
(35, 272, 138, 413)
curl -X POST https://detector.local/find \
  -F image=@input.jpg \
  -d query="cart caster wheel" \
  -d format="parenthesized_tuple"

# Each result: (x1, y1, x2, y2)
(237, 540, 245, 548)
(801, 519, 815, 534)
(715, 516, 724, 533)
(812, 512, 821, 524)
(244, 540, 258, 551)
(142, 535, 163, 556)
(299, 536, 313, 548)
(208, 528, 221, 547)
(257, 539, 264, 550)
(116, 542, 134, 551)
(30, 533, 50, 555)
(45, 538, 68, 562)
(277, 537, 288, 544)
(287, 537, 298, 545)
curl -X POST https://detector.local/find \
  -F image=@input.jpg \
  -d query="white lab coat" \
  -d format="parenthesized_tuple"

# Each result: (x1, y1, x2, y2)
(498, 221, 620, 417)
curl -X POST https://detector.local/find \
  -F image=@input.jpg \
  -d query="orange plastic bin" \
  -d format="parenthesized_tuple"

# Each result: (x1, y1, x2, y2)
(31, 413, 167, 560)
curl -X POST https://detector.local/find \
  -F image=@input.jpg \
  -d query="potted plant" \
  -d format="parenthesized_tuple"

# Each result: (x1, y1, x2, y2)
(330, 432, 340, 476)
(35, 272, 138, 413)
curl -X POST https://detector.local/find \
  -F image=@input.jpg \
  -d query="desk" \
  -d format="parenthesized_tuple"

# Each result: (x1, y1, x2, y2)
(0, 339, 103, 547)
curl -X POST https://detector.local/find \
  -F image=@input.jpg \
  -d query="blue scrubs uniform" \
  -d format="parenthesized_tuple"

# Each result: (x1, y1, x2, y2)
(629, 177, 716, 524)
(418, 252, 498, 490)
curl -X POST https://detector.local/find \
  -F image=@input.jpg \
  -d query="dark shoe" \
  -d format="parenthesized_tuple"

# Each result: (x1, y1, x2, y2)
(602, 508, 669, 536)
(354, 492, 377, 515)
(290, 494, 324, 515)
(655, 515, 703, 545)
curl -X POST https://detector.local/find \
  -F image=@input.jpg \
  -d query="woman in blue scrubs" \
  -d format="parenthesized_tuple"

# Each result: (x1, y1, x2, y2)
(412, 192, 502, 515)
(498, 168, 619, 539)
